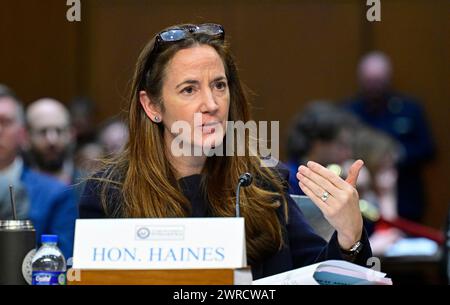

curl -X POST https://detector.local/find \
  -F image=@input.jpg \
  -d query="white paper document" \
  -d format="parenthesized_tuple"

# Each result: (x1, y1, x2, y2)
(253, 260, 392, 285)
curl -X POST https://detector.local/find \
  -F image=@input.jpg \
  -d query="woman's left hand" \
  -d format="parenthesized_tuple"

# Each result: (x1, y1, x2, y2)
(297, 160, 364, 250)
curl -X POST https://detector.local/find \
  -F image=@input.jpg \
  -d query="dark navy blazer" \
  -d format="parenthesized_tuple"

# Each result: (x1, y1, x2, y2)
(79, 165, 372, 280)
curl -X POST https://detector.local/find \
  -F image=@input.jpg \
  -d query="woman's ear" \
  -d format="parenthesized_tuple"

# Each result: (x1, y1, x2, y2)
(139, 91, 162, 123)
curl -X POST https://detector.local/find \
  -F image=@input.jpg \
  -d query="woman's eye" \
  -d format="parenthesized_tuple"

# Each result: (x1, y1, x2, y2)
(181, 86, 194, 95)
(214, 81, 227, 90)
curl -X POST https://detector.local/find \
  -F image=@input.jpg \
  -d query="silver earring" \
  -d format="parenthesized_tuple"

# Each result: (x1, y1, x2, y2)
(154, 116, 160, 122)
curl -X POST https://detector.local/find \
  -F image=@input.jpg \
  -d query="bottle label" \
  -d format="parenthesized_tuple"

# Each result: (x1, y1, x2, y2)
(32, 271, 66, 285)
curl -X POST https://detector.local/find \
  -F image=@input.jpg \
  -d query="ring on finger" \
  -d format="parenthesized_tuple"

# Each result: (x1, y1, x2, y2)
(321, 191, 329, 202)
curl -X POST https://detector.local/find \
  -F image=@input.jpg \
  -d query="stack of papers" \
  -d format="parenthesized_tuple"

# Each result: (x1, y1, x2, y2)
(253, 260, 392, 285)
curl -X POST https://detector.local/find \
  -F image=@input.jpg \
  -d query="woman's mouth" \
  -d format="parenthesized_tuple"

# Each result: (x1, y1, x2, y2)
(200, 122, 220, 134)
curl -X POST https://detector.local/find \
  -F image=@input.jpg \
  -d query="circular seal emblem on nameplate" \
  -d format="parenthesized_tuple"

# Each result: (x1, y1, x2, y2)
(136, 227, 150, 240)
(58, 273, 66, 285)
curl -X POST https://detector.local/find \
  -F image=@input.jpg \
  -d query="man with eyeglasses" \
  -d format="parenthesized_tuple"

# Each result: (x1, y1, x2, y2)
(25, 98, 82, 185)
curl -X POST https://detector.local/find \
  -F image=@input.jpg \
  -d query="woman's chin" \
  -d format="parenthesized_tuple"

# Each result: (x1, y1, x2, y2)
(192, 136, 224, 154)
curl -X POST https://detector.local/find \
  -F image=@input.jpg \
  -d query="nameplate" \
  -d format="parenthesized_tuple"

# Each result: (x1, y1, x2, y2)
(72, 218, 246, 270)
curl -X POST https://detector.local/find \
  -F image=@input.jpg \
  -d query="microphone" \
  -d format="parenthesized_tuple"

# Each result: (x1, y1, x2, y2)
(235, 173, 253, 217)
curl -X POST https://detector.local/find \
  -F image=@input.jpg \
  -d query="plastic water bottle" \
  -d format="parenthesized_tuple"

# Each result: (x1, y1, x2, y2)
(31, 235, 66, 285)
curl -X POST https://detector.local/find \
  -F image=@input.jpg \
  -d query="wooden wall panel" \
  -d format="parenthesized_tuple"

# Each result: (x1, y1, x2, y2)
(0, 0, 81, 103)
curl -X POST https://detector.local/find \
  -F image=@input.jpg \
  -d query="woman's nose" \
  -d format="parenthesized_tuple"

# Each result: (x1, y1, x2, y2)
(201, 89, 219, 113)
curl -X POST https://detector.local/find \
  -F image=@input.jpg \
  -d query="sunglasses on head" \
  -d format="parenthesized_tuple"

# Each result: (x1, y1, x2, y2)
(140, 23, 225, 90)
(155, 23, 225, 47)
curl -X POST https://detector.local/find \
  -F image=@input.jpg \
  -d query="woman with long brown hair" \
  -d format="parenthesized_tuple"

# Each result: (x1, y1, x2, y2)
(79, 23, 372, 280)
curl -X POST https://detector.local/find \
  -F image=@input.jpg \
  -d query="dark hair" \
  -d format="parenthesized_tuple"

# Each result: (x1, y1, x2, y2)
(287, 101, 359, 161)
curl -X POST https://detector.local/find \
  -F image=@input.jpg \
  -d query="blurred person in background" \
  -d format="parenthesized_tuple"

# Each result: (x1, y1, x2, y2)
(74, 118, 128, 174)
(69, 96, 97, 147)
(352, 127, 400, 222)
(74, 142, 104, 175)
(344, 51, 436, 223)
(25, 99, 83, 182)
(70, 96, 103, 175)
(25, 98, 86, 201)
(0, 85, 77, 259)
(351, 126, 404, 254)
(286, 101, 359, 195)
(352, 126, 443, 256)
(98, 117, 129, 157)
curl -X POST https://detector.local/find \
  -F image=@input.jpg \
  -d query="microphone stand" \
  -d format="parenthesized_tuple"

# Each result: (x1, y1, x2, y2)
(235, 173, 253, 218)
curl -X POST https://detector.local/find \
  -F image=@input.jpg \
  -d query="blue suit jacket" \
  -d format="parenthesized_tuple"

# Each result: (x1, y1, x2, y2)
(21, 167, 78, 260)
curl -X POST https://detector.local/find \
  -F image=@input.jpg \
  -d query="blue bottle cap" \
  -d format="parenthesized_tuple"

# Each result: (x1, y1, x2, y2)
(41, 234, 58, 244)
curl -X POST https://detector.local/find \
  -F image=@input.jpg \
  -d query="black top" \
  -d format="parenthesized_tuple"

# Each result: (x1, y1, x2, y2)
(79, 165, 372, 280)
